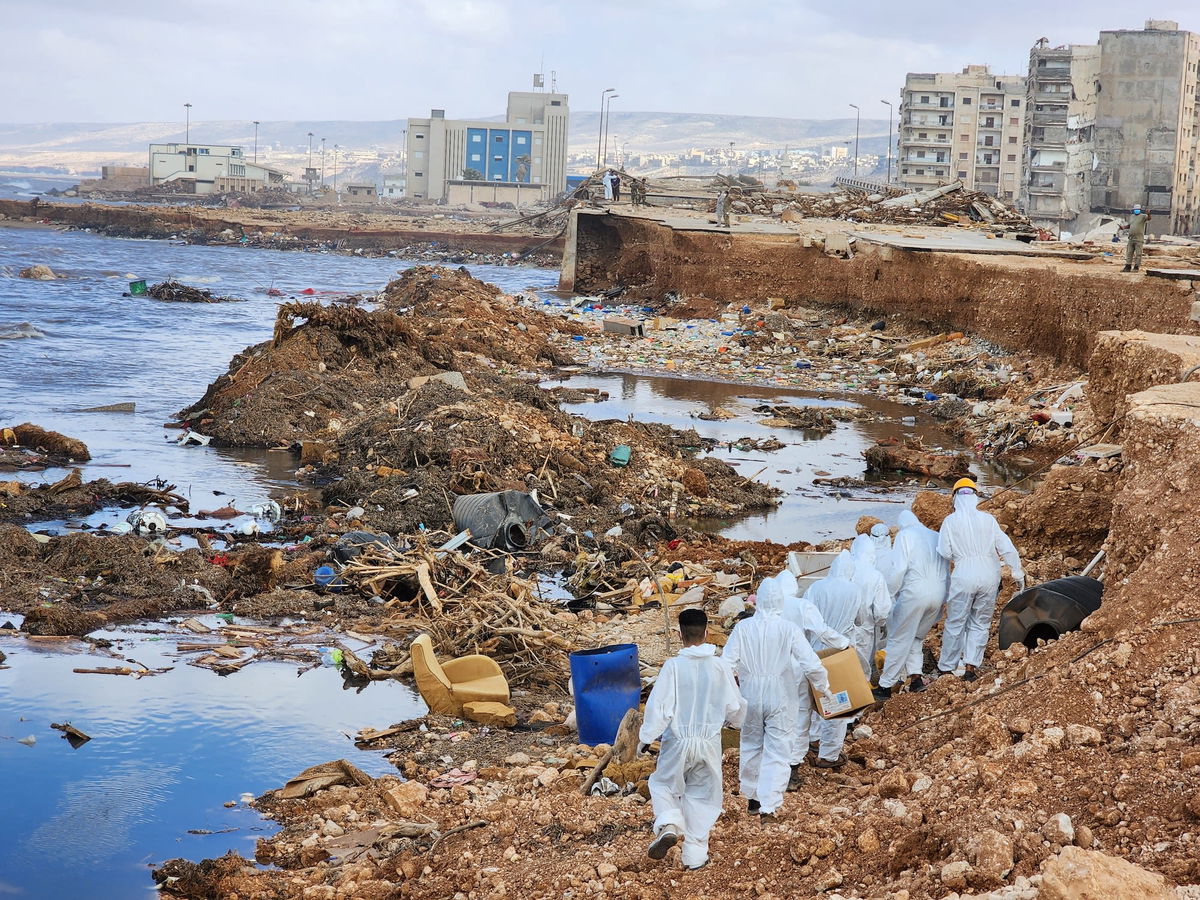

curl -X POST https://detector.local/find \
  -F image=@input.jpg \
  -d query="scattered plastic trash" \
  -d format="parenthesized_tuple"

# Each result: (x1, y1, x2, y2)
(609, 445, 632, 467)
(319, 647, 345, 667)
(248, 500, 282, 523)
(16, 735, 36, 747)
(176, 430, 212, 447)
(590, 776, 621, 796)
(127, 508, 167, 534)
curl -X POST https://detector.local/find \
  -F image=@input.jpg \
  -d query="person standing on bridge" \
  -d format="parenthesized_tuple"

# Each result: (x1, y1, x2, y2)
(1121, 206, 1151, 272)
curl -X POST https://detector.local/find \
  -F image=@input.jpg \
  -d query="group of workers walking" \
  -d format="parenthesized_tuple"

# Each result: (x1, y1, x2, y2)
(638, 477, 1025, 869)
(600, 169, 648, 206)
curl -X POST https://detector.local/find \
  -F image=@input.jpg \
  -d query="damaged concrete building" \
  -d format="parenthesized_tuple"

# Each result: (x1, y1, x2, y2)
(1020, 41, 1101, 235)
(1021, 20, 1200, 235)
(898, 65, 1027, 199)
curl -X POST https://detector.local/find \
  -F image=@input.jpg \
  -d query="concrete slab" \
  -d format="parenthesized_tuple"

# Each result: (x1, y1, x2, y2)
(1145, 268, 1200, 280)
(852, 230, 1095, 260)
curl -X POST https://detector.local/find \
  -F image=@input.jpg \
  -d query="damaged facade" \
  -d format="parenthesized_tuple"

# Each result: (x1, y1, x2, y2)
(1020, 42, 1100, 235)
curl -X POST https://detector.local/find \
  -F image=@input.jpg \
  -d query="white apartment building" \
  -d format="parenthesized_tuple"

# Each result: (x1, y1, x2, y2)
(898, 66, 1027, 198)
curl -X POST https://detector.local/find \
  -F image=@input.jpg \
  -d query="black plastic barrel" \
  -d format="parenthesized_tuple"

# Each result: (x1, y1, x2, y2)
(998, 576, 1103, 650)
(452, 490, 544, 551)
(570, 643, 641, 746)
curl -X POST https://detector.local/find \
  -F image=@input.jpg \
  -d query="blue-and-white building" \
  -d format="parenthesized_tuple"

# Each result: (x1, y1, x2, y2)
(405, 90, 569, 203)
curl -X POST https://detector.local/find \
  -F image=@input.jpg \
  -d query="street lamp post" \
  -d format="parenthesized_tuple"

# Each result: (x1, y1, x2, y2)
(184, 102, 192, 145)
(849, 104, 860, 177)
(307, 132, 314, 194)
(602, 94, 619, 167)
(253, 120, 260, 164)
(729, 141, 735, 178)
(880, 100, 893, 184)
(596, 88, 615, 171)
(333, 144, 339, 192)
(320, 137, 326, 187)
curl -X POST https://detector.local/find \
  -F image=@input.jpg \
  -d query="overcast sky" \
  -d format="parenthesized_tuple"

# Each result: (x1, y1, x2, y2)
(7, 0, 1200, 123)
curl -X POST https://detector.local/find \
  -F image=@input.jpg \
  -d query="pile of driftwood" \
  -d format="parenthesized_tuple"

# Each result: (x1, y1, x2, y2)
(863, 438, 970, 480)
(337, 535, 579, 688)
(147, 280, 242, 303)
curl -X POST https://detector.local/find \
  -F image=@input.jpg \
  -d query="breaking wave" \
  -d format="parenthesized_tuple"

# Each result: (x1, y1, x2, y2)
(0, 322, 46, 340)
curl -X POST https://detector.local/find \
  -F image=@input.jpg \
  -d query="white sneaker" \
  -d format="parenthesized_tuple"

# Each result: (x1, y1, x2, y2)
(647, 826, 681, 860)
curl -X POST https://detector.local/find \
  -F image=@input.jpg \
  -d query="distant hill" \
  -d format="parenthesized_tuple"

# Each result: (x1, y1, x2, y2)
(0, 112, 892, 157)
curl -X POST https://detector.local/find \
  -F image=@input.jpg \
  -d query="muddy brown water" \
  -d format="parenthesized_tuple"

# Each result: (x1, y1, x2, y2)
(545, 371, 1020, 542)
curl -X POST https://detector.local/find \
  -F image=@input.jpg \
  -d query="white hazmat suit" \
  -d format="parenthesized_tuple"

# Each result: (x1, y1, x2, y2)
(801, 551, 865, 762)
(640, 642, 746, 868)
(776, 570, 850, 765)
(723, 578, 832, 814)
(937, 492, 1025, 673)
(879, 510, 949, 689)
(850, 534, 894, 674)
(870, 522, 899, 589)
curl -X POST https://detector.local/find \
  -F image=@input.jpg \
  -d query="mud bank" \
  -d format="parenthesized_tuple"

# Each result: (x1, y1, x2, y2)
(0, 198, 564, 258)
(563, 209, 1200, 368)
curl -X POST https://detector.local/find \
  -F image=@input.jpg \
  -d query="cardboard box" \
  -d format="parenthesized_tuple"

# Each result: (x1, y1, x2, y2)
(810, 647, 874, 719)
(602, 317, 645, 337)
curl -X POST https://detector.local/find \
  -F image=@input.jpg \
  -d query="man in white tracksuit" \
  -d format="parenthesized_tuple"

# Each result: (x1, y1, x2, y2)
(879, 510, 949, 695)
(723, 578, 835, 818)
(641, 608, 746, 869)
(803, 551, 867, 768)
(850, 534, 894, 678)
(936, 479, 1025, 682)
(775, 570, 851, 772)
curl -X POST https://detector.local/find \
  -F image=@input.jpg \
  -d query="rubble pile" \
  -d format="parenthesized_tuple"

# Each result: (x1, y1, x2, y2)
(717, 181, 1033, 230)
(145, 280, 243, 303)
(0, 468, 185, 523)
(0, 525, 229, 635)
(1, 423, 90, 468)
(321, 378, 778, 536)
(178, 266, 579, 447)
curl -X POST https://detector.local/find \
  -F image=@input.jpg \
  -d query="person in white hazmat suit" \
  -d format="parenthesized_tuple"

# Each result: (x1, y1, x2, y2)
(722, 578, 835, 817)
(640, 608, 746, 869)
(878, 510, 949, 695)
(936, 478, 1025, 682)
(869, 521, 899, 587)
(803, 550, 868, 768)
(775, 570, 851, 772)
(849, 534, 894, 677)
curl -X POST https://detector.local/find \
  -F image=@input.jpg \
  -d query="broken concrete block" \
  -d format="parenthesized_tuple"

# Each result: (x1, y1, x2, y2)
(1040, 846, 1174, 899)
(462, 700, 517, 728)
(407, 371, 469, 393)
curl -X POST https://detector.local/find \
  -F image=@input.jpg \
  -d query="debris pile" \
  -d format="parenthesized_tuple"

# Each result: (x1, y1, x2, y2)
(0, 423, 90, 467)
(721, 180, 1034, 231)
(0, 469, 185, 523)
(17, 264, 60, 280)
(178, 266, 580, 447)
(146, 280, 242, 303)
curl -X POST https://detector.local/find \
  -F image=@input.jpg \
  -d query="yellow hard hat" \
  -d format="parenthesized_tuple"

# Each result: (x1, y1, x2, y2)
(952, 477, 978, 493)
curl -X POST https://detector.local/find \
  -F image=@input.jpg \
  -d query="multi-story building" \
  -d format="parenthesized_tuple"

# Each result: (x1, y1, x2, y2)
(1020, 42, 1101, 234)
(405, 90, 569, 203)
(898, 65, 1026, 199)
(1091, 21, 1200, 234)
(147, 143, 285, 194)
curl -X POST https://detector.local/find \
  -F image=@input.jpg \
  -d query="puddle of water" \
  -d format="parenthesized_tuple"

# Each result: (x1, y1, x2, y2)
(545, 371, 1020, 541)
(0, 615, 423, 899)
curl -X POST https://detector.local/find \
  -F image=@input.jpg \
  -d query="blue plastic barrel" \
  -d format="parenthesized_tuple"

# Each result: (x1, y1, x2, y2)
(570, 643, 641, 746)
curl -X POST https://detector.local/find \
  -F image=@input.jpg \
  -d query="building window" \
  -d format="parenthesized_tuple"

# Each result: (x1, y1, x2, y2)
(959, 152, 968, 160)
(550, 100, 561, 106)
(962, 97, 972, 105)
(958, 170, 968, 178)
(535, 137, 543, 145)
(516, 117, 527, 124)
(516, 136, 527, 144)
(1011, 98, 1020, 107)
(415, 134, 424, 139)
(493, 155, 502, 161)
(414, 171, 423, 177)
(1008, 154, 1017, 161)
(471, 134, 481, 142)
(916, 168, 925, 175)
(534, 156, 542, 164)
(414, 150, 425, 159)
(1008, 136, 1017, 144)
(1010, 117, 1020, 125)
(470, 153, 481, 162)
(919, 132, 928, 139)
(495, 136, 503, 143)
(960, 134, 969, 141)
(916, 150, 926, 158)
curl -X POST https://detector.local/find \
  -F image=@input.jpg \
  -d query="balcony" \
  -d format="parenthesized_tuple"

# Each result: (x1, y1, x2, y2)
(905, 100, 955, 110)
(902, 135, 952, 146)
(1033, 91, 1071, 104)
